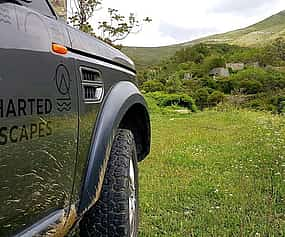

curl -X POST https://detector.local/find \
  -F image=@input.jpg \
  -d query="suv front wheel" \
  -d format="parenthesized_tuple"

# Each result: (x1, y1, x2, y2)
(80, 129, 139, 237)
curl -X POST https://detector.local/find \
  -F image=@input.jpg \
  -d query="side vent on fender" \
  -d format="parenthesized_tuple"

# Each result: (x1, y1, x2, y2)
(80, 67, 104, 103)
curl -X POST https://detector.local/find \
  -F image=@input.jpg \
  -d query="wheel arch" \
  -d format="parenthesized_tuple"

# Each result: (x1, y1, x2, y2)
(119, 103, 150, 162)
(78, 81, 150, 215)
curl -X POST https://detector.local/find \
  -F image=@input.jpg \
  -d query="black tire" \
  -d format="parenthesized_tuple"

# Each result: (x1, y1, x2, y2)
(80, 129, 139, 237)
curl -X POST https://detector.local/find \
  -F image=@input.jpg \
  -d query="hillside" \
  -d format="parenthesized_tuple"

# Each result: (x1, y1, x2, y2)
(122, 10, 285, 68)
(195, 10, 285, 46)
(121, 44, 182, 70)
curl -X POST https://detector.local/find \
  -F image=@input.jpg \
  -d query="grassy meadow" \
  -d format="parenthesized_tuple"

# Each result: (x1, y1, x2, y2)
(138, 108, 285, 236)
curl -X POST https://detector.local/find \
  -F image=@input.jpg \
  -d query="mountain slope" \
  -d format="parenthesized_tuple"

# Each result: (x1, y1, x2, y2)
(122, 10, 285, 69)
(194, 10, 285, 47)
(121, 44, 182, 69)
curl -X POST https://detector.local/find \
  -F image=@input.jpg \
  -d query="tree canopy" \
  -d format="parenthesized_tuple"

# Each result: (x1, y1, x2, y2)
(69, 0, 151, 45)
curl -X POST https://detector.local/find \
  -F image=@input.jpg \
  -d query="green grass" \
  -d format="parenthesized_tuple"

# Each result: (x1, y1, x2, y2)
(139, 109, 285, 236)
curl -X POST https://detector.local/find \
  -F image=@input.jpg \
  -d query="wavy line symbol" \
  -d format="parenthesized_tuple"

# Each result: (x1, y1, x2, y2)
(57, 106, 71, 112)
(54, 64, 72, 113)
(56, 99, 71, 112)
(57, 102, 71, 107)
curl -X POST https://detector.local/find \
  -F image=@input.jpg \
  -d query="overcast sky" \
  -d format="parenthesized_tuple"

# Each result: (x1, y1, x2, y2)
(72, 0, 285, 47)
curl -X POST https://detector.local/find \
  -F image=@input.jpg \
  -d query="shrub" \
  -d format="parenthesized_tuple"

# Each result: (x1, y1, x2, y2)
(217, 78, 238, 94)
(231, 67, 267, 83)
(195, 88, 210, 109)
(142, 80, 165, 93)
(165, 76, 183, 93)
(201, 77, 218, 90)
(203, 55, 226, 72)
(143, 95, 162, 114)
(271, 95, 285, 114)
(146, 92, 197, 112)
(208, 91, 225, 106)
(238, 80, 263, 94)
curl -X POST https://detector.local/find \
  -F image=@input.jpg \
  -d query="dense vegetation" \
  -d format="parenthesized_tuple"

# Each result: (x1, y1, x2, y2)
(139, 39, 285, 114)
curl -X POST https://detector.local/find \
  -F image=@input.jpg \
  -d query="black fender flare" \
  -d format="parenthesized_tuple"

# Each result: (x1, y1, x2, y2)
(78, 81, 149, 214)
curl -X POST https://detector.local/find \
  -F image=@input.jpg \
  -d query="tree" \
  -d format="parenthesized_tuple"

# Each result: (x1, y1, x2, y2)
(69, 0, 102, 34)
(69, 0, 151, 44)
(99, 8, 152, 43)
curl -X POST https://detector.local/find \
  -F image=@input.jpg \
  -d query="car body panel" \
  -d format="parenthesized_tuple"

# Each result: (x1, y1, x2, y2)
(0, 3, 78, 236)
(66, 26, 136, 72)
(69, 52, 136, 205)
(0, 1, 150, 236)
(77, 81, 147, 213)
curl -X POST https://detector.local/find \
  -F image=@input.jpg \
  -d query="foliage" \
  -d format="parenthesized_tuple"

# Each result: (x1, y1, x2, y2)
(208, 91, 225, 106)
(230, 67, 285, 94)
(174, 43, 210, 64)
(138, 41, 285, 112)
(98, 8, 152, 43)
(146, 92, 197, 112)
(203, 55, 226, 72)
(217, 78, 237, 94)
(231, 67, 267, 83)
(242, 92, 285, 114)
(238, 80, 263, 94)
(225, 47, 263, 64)
(263, 37, 285, 65)
(194, 88, 210, 110)
(142, 80, 165, 93)
(165, 76, 183, 94)
(69, 0, 151, 44)
(69, 0, 102, 33)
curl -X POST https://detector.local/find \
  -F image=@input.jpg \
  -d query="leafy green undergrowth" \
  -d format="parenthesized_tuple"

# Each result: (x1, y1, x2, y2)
(144, 93, 196, 115)
(139, 110, 285, 236)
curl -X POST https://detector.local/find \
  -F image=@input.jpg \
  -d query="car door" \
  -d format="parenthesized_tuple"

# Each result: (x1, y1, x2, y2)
(0, 1, 78, 236)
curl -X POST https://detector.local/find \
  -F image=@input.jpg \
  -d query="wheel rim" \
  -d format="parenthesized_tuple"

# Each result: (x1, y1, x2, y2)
(129, 158, 136, 237)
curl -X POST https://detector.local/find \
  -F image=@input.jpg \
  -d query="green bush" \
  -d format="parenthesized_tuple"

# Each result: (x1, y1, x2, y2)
(165, 77, 183, 93)
(143, 95, 162, 114)
(239, 80, 263, 94)
(142, 80, 165, 93)
(203, 55, 226, 72)
(146, 92, 197, 112)
(194, 88, 210, 109)
(217, 78, 238, 94)
(201, 77, 219, 90)
(208, 91, 225, 106)
(271, 95, 285, 114)
(231, 67, 267, 84)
